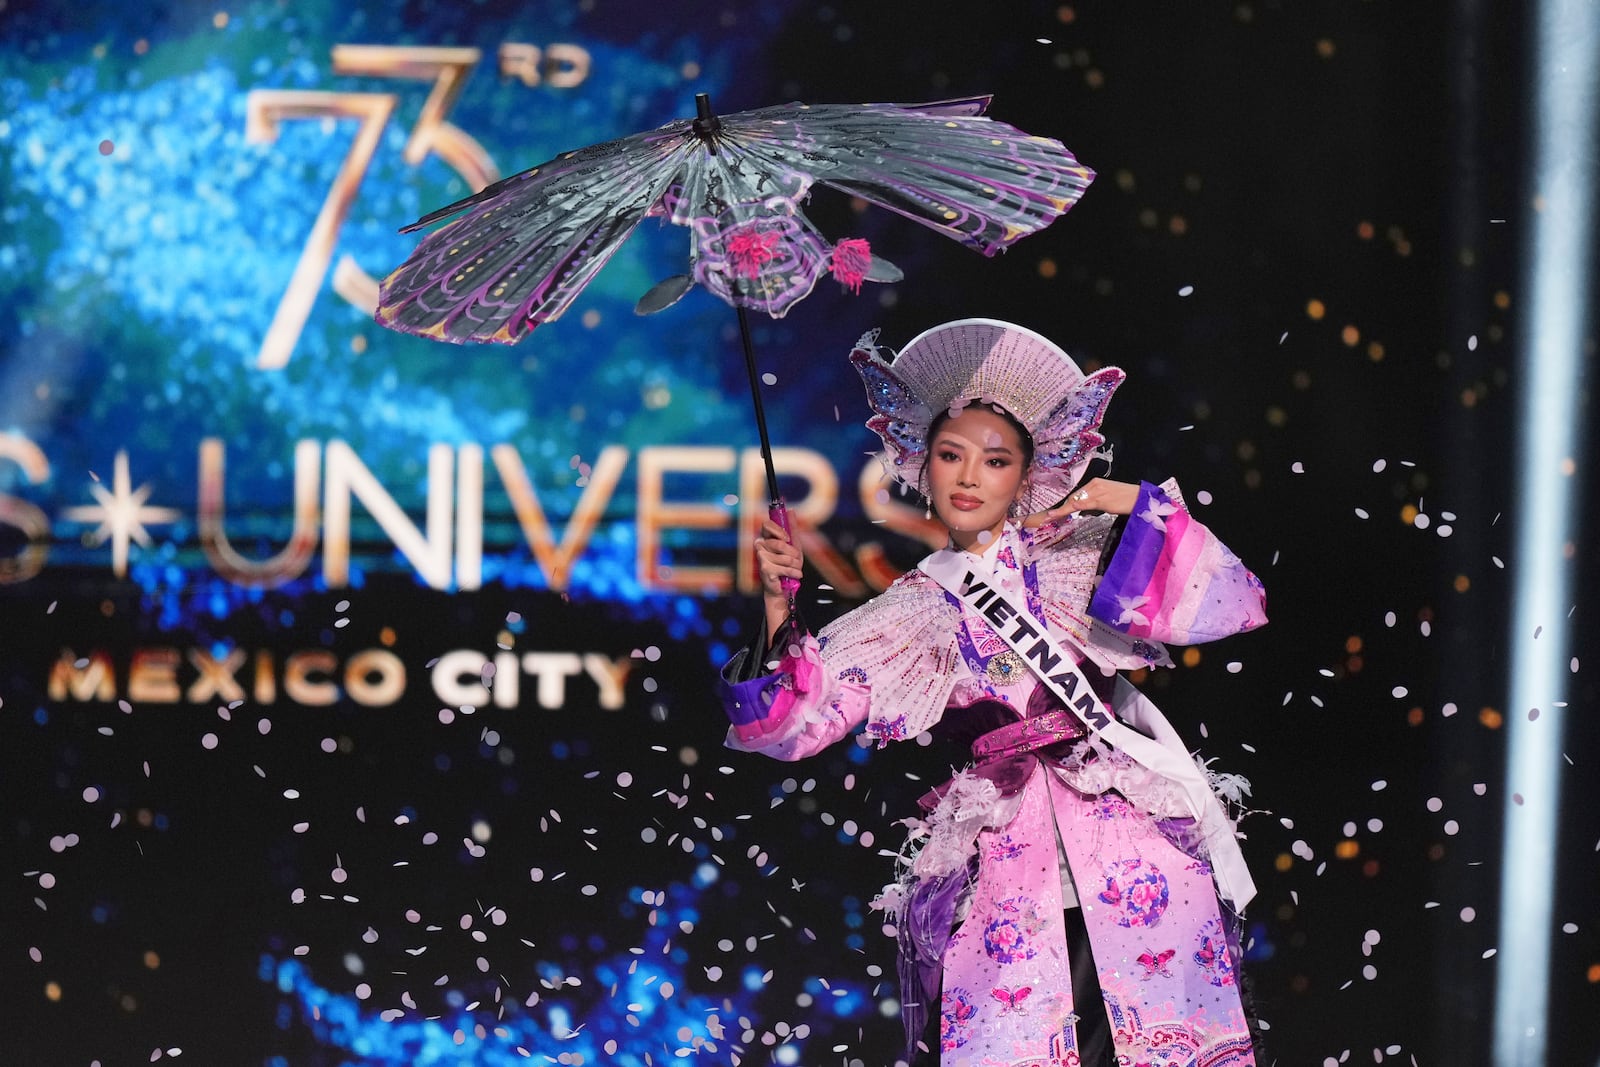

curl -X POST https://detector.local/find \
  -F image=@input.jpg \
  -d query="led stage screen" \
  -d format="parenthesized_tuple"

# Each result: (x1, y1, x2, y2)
(2, 2, 1597, 1065)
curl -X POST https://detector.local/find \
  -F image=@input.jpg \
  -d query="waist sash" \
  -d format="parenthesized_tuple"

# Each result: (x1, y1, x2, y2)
(920, 548, 1256, 911)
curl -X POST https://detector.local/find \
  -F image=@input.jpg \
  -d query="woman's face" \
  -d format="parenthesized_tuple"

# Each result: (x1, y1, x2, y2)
(926, 406, 1028, 551)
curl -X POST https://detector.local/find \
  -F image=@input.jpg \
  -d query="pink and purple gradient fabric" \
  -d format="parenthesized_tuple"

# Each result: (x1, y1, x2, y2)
(1090, 481, 1268, 645)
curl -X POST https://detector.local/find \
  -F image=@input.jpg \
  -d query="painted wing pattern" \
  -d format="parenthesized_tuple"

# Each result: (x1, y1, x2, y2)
(376, 97, 1094, 345)
(375, 122, 700, 345)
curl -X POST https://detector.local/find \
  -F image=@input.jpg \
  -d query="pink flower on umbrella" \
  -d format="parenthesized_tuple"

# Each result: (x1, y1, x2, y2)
(692, 210, 831, 316)
(725, 226, 784, 278)
(829, 237, 873, 293)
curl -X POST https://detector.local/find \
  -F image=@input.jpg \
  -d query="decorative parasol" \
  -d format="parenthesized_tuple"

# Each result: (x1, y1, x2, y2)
(376, 93, 1094, 598)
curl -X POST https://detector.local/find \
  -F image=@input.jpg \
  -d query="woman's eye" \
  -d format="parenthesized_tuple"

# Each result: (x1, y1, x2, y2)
(987, 457, 1011, 468)
(937, 450, 959, 462)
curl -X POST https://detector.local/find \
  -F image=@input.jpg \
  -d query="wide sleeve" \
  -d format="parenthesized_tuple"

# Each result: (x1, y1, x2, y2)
(716, 572, 963, 761)
(1088, 479, 1267, 645)
(717, 632, 871, 760)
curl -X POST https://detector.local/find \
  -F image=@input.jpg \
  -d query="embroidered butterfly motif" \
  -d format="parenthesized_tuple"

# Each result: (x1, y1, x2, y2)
(1097, 878, 1122, 907)
(991, 985, 1033, 1015)
(1137, 496, 1178, 531)
(1114, 593, 1151, 628)
(1135, 948, 1176, 979)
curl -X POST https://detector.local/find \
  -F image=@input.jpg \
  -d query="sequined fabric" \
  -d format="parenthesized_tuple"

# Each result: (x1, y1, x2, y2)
(719, 486, 1267, 1066)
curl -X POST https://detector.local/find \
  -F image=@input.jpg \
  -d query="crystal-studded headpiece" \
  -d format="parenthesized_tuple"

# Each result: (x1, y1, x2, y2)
(850, 318, 1125, 514)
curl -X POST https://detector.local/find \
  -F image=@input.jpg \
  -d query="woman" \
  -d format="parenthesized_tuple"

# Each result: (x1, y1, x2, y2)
(718, 319, 1265, 1066)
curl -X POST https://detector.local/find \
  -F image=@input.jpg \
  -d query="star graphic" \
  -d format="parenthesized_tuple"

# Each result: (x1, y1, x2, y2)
(62, 451, 183, 576)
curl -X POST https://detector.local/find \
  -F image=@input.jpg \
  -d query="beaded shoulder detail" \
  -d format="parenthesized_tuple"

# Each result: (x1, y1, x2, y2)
(1026, 515, 1173, 670)
(815, 569, 964, 740)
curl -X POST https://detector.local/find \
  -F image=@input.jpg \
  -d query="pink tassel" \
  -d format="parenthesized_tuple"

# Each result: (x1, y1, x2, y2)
(725, 227, 782, 279)
(830, 237, 871, 293)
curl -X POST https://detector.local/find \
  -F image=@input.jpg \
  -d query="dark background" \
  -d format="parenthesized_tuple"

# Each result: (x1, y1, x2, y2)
(2, 1, 1596, 1064)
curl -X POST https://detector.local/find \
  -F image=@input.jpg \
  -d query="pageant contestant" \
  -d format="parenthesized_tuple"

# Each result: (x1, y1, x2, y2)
(718, 319, 1265, 1066)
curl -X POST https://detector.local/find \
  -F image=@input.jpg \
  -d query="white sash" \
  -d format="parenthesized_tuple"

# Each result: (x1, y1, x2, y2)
(920, 547, 1256, 911)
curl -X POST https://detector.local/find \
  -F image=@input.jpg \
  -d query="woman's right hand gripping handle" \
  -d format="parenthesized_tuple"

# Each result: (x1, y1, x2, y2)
(755, 516, 803, 643)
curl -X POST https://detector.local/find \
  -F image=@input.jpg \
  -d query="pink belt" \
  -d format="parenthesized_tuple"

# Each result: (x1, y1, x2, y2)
(918, 709, 1088, 812)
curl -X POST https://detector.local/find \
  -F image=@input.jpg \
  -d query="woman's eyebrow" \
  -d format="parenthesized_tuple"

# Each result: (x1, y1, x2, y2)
(932, 434, 1015, 454)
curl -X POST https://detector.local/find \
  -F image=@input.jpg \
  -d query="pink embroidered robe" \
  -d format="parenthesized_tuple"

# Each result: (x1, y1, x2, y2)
(720, 481, 1266, 1066)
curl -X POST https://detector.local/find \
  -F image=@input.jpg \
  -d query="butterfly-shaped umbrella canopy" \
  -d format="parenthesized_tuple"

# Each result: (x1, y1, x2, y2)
(376, 93, 1094, 559)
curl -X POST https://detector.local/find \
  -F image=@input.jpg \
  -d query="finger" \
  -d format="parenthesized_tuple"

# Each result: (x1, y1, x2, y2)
(756, 538, 798, 560)
(759, 518, 789, 541)
(759, 565, 802, 590)
(755, 544, 802, 572)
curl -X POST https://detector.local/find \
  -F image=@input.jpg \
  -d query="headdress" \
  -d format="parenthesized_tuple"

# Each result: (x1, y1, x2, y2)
(850, 318, 1125, 514)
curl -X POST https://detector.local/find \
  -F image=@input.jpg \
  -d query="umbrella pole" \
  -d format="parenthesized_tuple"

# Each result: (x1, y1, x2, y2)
(734, 305, 801, 612)
(735, 305, 783, 503)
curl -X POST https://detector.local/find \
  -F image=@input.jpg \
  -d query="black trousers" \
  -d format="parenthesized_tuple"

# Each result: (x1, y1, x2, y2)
(911, 906, 1114, 1066)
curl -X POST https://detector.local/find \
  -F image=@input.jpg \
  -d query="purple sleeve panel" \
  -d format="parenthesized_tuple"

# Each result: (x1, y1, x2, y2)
(716, 635, 842, 752)
(1090, 481, 1268, 645)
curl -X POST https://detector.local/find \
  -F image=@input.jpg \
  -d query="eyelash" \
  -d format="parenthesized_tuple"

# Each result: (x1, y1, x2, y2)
(935, 449, 1010, 468)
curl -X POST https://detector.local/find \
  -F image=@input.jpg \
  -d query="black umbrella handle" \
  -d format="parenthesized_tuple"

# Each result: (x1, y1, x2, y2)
(736, 306, 782, 503)
(733, 305, 800, 604)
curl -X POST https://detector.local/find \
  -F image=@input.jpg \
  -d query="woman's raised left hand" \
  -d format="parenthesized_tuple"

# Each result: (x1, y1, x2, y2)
(1022, 477, 1141, 527)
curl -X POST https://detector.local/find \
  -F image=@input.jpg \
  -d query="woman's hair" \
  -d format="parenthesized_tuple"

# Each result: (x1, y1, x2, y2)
(924, 405, 1036, 468)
